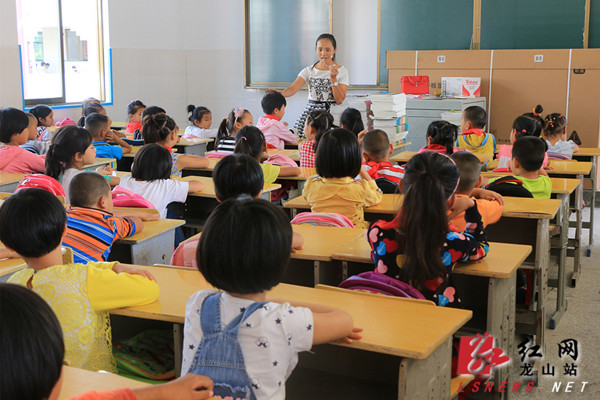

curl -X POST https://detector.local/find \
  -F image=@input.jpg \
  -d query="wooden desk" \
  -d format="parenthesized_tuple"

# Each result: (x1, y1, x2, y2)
(110, 219, 185, 265)
(332, 239, 531, 391)
(0, 257, 26, 280)
(0, 173, 25, 192)
(174, 138, 212, 156)
(59, 366, 146, 400)
(121, 146, 142, 158)
(284, 194, 402, 218)
(572, 148, 600, 255)
(111, 264, 471, 398)
(267, 148, 300, 162)
(391, 151, 492, 165)
(175, 176, 281, 202)
(84, 158, 116, 171)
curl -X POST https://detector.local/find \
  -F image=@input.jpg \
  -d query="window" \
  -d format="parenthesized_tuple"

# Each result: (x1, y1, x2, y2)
(16, 0, 111, 106)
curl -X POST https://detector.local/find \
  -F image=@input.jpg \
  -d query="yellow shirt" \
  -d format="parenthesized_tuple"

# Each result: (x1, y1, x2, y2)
(302, 176, 383, 228)
(260, 163, 281, 185)
(8, 262, 160, 373)
(456, 132, 496, 157)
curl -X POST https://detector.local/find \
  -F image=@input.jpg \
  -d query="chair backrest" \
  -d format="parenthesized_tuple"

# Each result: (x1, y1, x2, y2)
(485, 176, 533, 198)
(338, 271, 426, 299)
(170, 236, 200, 268)
(291, 212, 355, 228)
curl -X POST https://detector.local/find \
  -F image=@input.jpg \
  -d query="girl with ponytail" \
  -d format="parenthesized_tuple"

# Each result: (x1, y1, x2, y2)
(216, 108, 253, 151)
(184, 105, 218, 140)
(419, 120, 458, 155)
(367, 151, 489, 306)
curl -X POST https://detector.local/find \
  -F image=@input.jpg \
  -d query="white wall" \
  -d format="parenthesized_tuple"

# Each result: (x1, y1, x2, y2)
(1, 0, 372, 127)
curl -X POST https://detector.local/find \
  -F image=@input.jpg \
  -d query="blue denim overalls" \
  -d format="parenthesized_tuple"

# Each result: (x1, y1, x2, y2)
(188, 293, 265, 400)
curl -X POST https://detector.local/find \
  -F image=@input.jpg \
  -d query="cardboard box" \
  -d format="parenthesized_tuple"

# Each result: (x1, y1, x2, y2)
(441, 77, 481, 97)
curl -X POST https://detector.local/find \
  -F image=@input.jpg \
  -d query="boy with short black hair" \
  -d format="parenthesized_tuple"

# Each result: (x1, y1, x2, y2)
(19, 112, 49, 155)
(488, 136, 552, 199)
(361, 129, 405, 194)
(0, 188, 159, 373)
(450, 151, 503, 230)
(63, 171, 156, 264)
(85, 112, 131, 160)
(456, 106, 497, 157)
(256, 91, 298, 149)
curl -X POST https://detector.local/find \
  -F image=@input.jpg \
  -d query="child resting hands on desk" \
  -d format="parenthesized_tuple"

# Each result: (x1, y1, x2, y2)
(182, 198, 361, 400)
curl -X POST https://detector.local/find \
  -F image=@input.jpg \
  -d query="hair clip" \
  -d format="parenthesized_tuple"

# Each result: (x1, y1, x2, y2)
(241, 136, 247, 141)
(234, 108, 244, 119)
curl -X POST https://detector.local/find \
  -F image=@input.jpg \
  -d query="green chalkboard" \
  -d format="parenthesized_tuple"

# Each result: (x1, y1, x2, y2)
(481, 0, 586, 49)
(379, 0, 474, 83)
(590, 1, 600, 48)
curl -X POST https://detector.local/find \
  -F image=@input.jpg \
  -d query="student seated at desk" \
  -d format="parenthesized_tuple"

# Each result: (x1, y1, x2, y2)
(125, 99, 146, 134)
(215, 107, 253, 152)
(361, 129, 405, 193)
(0, 283, 215, 400)
(141, 113, 210, 177)
(63, 172, 157, 264)
(0, 189, 159, 373)
(257, 91, 298, 149)
(45, 125, 118, 204)
(450, 151, 503, 231)
(183, 199, 361, 399)
(86, 113, 132, 160)
(340, 107, 366, 137)
(298, 110, 331, 168)
(494, 114, 549, 173)
(0, 108, 45, 174)
(304, 128, 382, 229)
(235, 126, 300, 184)
(544, 113, 579, 160)
(184, 105, 218, 140)
(487, 136, 552, 199)
(79, 103, 126, 138)
(120, 144, 204, 218)
(367, 152, 489, 307)
(20, 112, 50, 155)
(456, 106, 496, 157)
(29, 104, 54, 142)
(418, 120, 458, 156)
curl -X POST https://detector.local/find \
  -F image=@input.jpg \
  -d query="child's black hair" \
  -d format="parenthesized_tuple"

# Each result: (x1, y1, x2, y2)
(196, 198, 292, 294)
(451, 151, 481, 193)
(234, 126, 267, 161)
(315, 33, 337, 62)
(0, 283, 64, 400)
(81, 97, 100, 115)
(340, 108, 364, 136)
(217, 108, 249, 150)
(70, 172, 111, 208)
(522, 105, 545, 136)
(398, 151, 460, 291)
(45, 125, 93, 179)
(131, 143, 172, 181)
(0, 107, 29, 143)
(0, 188, 67, 258)
(544, 113, 567, 137)
(141, 105, 166, 120)
(315, 128, 362, 178)
(463, 106, 487, 129)
(29, 105, 53, 126)
(261, 92, 287, 115)
(127, 100, 146, 118)
(512, 136, 546, 172)
(305, 110, 331, 152)
(187, 105, 211, 124)
(512, 115, 541, 140)
(78, 103, 106, 127)
(213, 154, 264, 201)
(362, 129, 390, 162)
(84, 112, 110, 139)
(426, 120, 458, 155)
(141, 113, 177, 144)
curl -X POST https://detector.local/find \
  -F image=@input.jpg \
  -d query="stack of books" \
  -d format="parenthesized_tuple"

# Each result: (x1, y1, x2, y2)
(367, 93, 408, 144)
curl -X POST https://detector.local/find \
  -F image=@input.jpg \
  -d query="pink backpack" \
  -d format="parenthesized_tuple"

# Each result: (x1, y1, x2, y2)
(170, 236, 199, 268)
(291, 212, 355, 228)
(264, 153, 298, 167)
(112, 186, 155, 208)
(205, 151, 232, 159)
(16, 174, 65, 197)
(339, 271, 426, 299)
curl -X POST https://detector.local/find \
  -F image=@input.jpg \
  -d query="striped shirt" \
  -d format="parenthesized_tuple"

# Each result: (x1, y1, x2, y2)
(363, 161, 405, 194)
(63, 207, 138, 264)
(216, 137, 237, 152)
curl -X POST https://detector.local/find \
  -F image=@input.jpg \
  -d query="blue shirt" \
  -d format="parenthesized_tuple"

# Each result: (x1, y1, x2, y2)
(93, 141, 124, 160)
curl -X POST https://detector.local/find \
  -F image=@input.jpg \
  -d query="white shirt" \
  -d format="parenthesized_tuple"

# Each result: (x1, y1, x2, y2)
(118, 174, 189, 218)
(61, 168, 84, 204)
(184, 125, 218, 139)
(298, 65, 349, 102)
(182, 290, 314, 400)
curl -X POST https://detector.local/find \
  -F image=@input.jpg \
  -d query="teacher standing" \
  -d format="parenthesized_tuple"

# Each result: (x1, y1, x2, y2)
(270, 33, 349, 137)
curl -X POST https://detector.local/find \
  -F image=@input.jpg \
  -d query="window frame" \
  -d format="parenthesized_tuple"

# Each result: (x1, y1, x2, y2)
(18, 0, 112, 108)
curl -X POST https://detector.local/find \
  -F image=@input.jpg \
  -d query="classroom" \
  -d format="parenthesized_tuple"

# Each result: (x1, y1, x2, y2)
(1, 0, 600, 399)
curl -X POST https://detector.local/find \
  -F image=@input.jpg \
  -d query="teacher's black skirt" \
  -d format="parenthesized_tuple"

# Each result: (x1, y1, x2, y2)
(294, 100, 334, 138)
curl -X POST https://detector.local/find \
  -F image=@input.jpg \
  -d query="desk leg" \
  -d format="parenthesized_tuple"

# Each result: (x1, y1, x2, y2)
(534, 219, 549, 352)
(571, 175, 583, 286)
(297, 180, 305, 194)
(398, 337, 451, 400)
(129, 230, 176, 265)
(550, 194, 569, 329)
(588, 156, 596, 249)
(488, 275, 515, 399)
(173, 323, 183, 377)
(313, 261, 321, 286)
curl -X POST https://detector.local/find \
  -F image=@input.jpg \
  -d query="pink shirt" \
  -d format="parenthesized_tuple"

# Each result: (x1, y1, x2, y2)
(257, 115, 298, 149)
(494, 144, 549, 172)
(0, 144, 45, 174)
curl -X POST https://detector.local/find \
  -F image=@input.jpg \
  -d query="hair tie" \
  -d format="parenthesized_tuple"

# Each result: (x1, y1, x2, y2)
(521, 129, 527, 133)
(533, 108, 540, 117)
(241, 136, 247, 141)
(234, 108, 244, 119)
